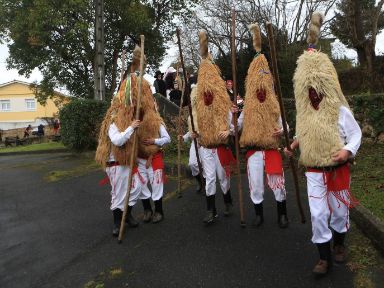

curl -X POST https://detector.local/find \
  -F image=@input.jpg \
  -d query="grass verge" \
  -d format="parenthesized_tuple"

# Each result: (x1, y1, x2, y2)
(0, 141, 66, 153)
(351, 142, 384, 221)
(347, 223, 384, 288)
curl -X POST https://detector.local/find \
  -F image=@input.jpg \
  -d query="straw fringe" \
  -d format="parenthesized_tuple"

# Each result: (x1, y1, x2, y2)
(249, 23, 262, 52)
(240, 54, 280, 149)
(188, 86, 199, 133)
(307, 12, 324, 45)
(293, 50, 350, 167)
(196, 59, 231, 147)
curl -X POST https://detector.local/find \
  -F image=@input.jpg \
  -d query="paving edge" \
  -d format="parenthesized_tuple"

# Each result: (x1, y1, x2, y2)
(350, 205, 384, 256)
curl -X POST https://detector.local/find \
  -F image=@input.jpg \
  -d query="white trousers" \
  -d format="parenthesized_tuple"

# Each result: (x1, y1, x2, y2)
(189, 141, 202, 177)
(306, 172, 350, 244)
(200, 147, 230, 196)
(137, 158, 164, 201)
(247, 151, 286, 204)
(106, 166, 141, 210)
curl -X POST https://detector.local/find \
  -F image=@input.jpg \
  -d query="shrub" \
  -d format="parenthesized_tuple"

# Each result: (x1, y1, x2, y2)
(59, 99, 109, 151)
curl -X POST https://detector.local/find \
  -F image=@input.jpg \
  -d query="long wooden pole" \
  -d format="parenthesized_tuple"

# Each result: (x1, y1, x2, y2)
(118, 35, 146, 243)
(231, 9, 245, 227)
(266, 22, 305, 223)
(177, 77, 183, 198)
(176, 28, 204, 188)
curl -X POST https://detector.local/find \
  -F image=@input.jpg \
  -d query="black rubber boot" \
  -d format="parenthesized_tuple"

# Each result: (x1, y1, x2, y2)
(125, 205, 139, 228)
(112, 209, 123, 237)
(277, 200, 289, 229)
(152, 198, 164, 223)
(333, 231, 347, 263)
(203, 195, 217, 224)
(252, 202, 264, 227)
(141, 198, 153, 223)
(194, 174, 204, 193)
(314, 241, 332, 275)
(223, 190, 233, 217)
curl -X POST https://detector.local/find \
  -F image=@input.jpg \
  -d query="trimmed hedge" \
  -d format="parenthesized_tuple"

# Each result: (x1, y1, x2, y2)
(59, 99, 109, 151)
(283, 94, 384, 139)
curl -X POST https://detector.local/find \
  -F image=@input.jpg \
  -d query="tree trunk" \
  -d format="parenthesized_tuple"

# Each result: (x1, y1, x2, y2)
(110, 48, 119, 98)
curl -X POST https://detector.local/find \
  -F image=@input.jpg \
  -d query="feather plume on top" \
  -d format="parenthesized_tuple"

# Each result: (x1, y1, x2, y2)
(249, 23, 262, 53)
(199, 30, 208, 59)
(131, 45, 147, 72)
(307, 12, 324, 46)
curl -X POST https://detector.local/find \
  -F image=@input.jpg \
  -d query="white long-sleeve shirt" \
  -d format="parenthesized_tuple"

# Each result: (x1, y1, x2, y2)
(108, 123, 135, 161)
(154, 125, 171, 147)
(337, 106, 362, 156)
(236, 111, 288, 133)
(108, 123, 171, 162)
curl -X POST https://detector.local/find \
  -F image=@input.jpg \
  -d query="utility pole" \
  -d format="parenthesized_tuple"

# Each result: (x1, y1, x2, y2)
(94, 0, 105, 101)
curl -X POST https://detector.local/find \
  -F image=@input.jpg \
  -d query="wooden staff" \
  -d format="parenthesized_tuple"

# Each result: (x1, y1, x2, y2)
(176, 57, 184, 198)
(176, 28, 204, 190)
(231, 9, 245, 227)
(120, 49, 126, 80)
(266, 22, 305, 223)
(118, 35, 146, 243)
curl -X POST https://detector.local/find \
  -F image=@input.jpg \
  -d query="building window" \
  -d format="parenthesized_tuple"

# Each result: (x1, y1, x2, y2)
(25, 99, 36, 111)
(0, 100, 11, 111)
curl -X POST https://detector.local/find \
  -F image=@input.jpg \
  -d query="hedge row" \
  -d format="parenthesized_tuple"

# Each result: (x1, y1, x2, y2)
(58, 94, 384, 151)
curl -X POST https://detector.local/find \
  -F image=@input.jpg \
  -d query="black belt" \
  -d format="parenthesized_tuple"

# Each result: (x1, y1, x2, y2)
(307, 162, 348, 172)
(106, 161, 120, 167)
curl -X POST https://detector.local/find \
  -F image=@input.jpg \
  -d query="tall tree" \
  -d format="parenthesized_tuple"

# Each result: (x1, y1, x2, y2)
(331, 0, 384, 74)
(0, 0, 196, 102)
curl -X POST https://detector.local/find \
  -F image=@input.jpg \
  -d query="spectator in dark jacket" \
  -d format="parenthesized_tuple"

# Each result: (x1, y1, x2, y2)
(153, 70, 166, 97)
(169, 82, 182, 107)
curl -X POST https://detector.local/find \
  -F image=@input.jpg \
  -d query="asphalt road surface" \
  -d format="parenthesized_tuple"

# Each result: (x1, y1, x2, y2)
(0, 152, 367, 288)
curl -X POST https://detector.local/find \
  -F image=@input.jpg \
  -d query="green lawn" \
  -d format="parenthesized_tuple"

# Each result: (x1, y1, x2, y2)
(0, 141, 66, 153)
(351, 142, 384, 221)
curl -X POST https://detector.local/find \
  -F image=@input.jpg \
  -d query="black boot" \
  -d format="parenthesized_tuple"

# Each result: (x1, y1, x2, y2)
(313, 241, 332, 275)
(252, 202, 264, 227)
(223, 190, 233, 217)
(277, 200, 289, 228)
(333, 231, 347, 263)
(112, 209, 123, 237)
(203, 195, 217, 224)
(141, 198, 153, 223)
(125, 206, 139, 228)
(152, 198, 164, 223)
(194, 174, 204, 193)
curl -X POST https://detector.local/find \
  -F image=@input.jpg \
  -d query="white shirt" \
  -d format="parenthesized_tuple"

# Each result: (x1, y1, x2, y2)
(108, 123, 135, 161)
(154, 125, 171, 147)
(107, 123, 171, 162)
(338, 106, 362, 157)
(236, 111, 288, 133)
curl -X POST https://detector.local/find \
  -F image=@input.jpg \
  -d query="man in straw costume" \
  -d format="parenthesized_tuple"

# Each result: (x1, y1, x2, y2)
(180, 83, 204, 193)
(137, 92, 171, 224)
(95, 46, 146, 237)
(285, 12, 362, 275)
(196, 31, 235, 224)
(237, 23, 288, 229)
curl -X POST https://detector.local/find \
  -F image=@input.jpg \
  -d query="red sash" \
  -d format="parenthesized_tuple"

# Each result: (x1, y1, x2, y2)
(217, 146, 236, 177)
(307, 163, 358, 209)
(152, 151, 164, 170)
(246, 149, 283, 175)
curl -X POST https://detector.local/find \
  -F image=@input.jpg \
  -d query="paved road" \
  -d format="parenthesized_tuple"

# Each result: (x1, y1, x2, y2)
(0, 152, 363, 288)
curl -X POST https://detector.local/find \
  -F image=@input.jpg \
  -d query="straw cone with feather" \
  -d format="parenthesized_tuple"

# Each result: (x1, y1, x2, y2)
(291, 12, 362, 275)
(293, 12, 351, 167)
(239, 23, 281, 149)
(196, 31, 232, 147)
